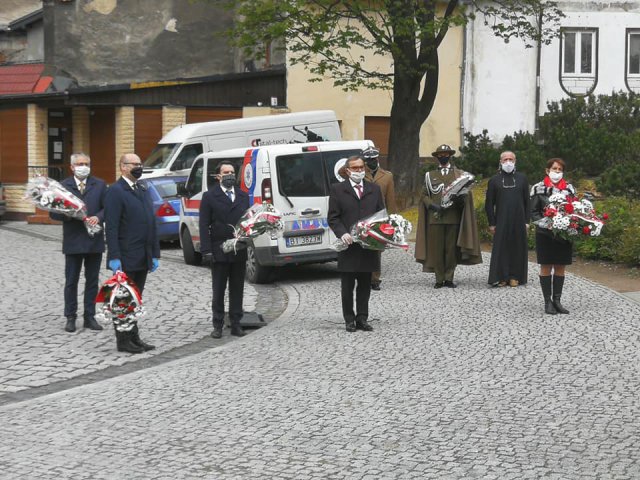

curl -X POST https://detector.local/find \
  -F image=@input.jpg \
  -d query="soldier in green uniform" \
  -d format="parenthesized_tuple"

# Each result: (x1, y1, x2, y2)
(415, 144, 482, 288)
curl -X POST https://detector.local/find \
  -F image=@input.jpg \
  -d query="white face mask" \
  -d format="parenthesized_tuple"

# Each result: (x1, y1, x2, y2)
(501, 161, 515, 173)
(548, 171, 563, 183)
(349, 170, 365, 183)
(74, 165, 90, 180)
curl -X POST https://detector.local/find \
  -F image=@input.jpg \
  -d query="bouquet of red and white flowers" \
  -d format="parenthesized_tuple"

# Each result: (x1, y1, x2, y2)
(95, 271, 145, 331)
(535, 193, 607, 241)
(332, 209, 413, 252)
(24, 175, 102, 237)
(222, 202, 285, 254)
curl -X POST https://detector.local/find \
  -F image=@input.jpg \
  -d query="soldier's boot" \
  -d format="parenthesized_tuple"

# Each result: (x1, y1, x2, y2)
(552, 275, 570, 314)
(540, 275, 557, 315)
(130, 323, 156, 351)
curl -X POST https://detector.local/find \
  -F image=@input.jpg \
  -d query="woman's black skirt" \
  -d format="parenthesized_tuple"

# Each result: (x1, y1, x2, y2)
(535, 230, 573, 265)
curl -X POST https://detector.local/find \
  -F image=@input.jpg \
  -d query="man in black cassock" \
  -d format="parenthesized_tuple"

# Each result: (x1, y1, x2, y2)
(485, 151, 530, 287)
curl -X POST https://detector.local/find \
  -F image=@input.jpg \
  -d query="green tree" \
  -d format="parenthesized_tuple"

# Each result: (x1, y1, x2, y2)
(220, 0, 563, 201)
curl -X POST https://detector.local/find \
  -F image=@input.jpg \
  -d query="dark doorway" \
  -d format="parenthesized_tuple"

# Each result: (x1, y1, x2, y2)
(48, 109, 72, 181)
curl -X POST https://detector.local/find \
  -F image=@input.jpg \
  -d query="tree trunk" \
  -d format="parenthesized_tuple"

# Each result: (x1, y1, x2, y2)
(387, 67, 437, 209)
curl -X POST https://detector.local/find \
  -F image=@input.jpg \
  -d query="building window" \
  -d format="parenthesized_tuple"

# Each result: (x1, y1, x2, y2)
(628, 30, 640, 75)
(562, 29, 596, 76)
(559, 28, 598, 97)
(626, 29, 640, 93)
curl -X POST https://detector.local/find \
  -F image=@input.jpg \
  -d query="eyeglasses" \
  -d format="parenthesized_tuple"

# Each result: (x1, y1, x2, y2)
(124, 163, 143, 167)
(348, 166, 365, 171)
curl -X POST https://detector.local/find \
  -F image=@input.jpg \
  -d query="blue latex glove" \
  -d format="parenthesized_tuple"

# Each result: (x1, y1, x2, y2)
(108, 259, 122, 272)
(151, 258, 159, 272)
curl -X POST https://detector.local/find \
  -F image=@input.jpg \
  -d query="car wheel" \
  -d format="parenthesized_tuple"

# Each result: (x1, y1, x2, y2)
(245, 245, 272, 284)
(181, 227, 202, 266)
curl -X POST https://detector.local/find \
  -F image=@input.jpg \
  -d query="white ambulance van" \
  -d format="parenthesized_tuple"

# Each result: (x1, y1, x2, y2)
(142, 110, 341, 179)
(178, 140, 375, 283)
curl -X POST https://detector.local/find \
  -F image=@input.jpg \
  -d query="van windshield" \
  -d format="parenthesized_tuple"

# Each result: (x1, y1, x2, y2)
(275, 149, 363, 197)
(143, 143, 180, 169)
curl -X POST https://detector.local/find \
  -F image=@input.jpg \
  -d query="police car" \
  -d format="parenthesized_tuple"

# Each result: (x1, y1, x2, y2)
(178, 140, 375, 283)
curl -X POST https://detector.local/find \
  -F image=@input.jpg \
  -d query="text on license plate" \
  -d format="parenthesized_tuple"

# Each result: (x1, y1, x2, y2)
(285, 234, 322, 247)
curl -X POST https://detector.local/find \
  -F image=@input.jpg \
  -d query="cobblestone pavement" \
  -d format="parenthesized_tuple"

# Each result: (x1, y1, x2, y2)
(0, 223, 285, 401)
(2, 222, 640, 479)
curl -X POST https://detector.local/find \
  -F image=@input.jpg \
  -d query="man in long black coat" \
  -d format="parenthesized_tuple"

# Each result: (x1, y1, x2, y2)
(485, 151, 530, 287)
(328, 155, 385, 332)
(50, 153, 107, 333)
(104, 153, 160, 353)
(199, 161, 250, 339)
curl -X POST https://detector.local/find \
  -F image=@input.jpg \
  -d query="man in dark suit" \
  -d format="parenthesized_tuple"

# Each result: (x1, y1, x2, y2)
(328, 155, 385, 333)
(199, 161, 250, 339)
(50, 153, 107, 333)
(104, 153, 160, 353)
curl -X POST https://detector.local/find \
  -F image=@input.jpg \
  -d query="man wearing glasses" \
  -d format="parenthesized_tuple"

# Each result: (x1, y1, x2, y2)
(104, 153, 160, 354)
(328, 155, 385, 333)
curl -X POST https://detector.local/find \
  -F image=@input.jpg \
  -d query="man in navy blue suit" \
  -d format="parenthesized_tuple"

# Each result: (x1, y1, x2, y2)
(51, 153, 107, 333)
(199, 161, 250, 339)
(104, 153, 160, 353)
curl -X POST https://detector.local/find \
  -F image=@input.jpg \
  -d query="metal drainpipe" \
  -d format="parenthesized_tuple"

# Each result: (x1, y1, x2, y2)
(534, 9, 543, 133)
(459, 11, 470, 148)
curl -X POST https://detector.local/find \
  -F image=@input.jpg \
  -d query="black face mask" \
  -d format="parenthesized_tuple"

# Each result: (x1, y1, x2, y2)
(221, 174, 236, 189)
(130, 166, 143, 179)
(366, 159, 379, 171)
(437, 156, 450, 166)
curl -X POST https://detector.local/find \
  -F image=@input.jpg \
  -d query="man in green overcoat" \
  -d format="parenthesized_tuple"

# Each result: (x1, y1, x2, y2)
(415, 144, 482, 288)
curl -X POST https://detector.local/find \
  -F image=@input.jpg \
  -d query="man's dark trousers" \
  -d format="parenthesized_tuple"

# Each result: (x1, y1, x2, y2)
(125, 270, 148, 294)
(341, 272, 372, 322)
(64, 253, 102, 319)
(211, 261, 246, 329)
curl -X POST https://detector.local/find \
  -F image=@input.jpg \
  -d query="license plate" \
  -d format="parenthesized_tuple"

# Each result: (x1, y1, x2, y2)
(285, 234, 322, 247)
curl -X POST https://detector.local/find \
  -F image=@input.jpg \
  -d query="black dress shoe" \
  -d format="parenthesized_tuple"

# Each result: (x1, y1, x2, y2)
(130, 325, 155, 351)
(64, 316, 77, 332)
(83, 316, 104, 331)
(444, 281, 457, 288)
(231, 327, 246, 337)
(345, 320, 357, 332)
(211, 327, 223, 339)
(434, 282, 444, 289)
(356, 320, 374, 331)
(371, 282, 381, 291)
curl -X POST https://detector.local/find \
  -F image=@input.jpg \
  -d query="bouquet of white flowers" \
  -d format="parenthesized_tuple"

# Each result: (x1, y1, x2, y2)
(24, 175, 102, 237)
(332, 209, 413, 252)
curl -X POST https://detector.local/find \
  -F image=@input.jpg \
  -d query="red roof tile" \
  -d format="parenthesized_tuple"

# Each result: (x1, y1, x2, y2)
(0, 64, 47, 95)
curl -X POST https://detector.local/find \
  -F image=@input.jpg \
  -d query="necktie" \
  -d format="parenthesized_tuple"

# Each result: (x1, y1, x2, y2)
(441, 168, 448, 175)
(79, 182, 85, 194)
(355, 184, 363, 199)
(226, 190, 234, 202)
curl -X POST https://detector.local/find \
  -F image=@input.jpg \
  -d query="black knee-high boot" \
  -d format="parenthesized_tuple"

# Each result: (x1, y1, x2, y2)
(552, 275, 570, 314)
(540, 276, 557, 315)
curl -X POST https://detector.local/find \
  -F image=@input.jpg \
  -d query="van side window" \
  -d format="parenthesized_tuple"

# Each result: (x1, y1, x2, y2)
(207, 157, 244, 187)
(276, 153, 325, 197)
(322, 149, 363, 185)
(171, 143, 204, 171)
(186, 158, 204, 195)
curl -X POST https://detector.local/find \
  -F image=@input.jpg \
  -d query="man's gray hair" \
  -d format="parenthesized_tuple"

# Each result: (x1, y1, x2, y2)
(500, 151, 516, 161)
(70, 153, 90, 165)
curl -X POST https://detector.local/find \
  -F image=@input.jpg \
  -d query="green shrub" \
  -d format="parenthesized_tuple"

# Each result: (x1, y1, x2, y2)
(597, 160, 640, 199)
(539, 91, 640, 176)
(457, 130, 501, 179)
